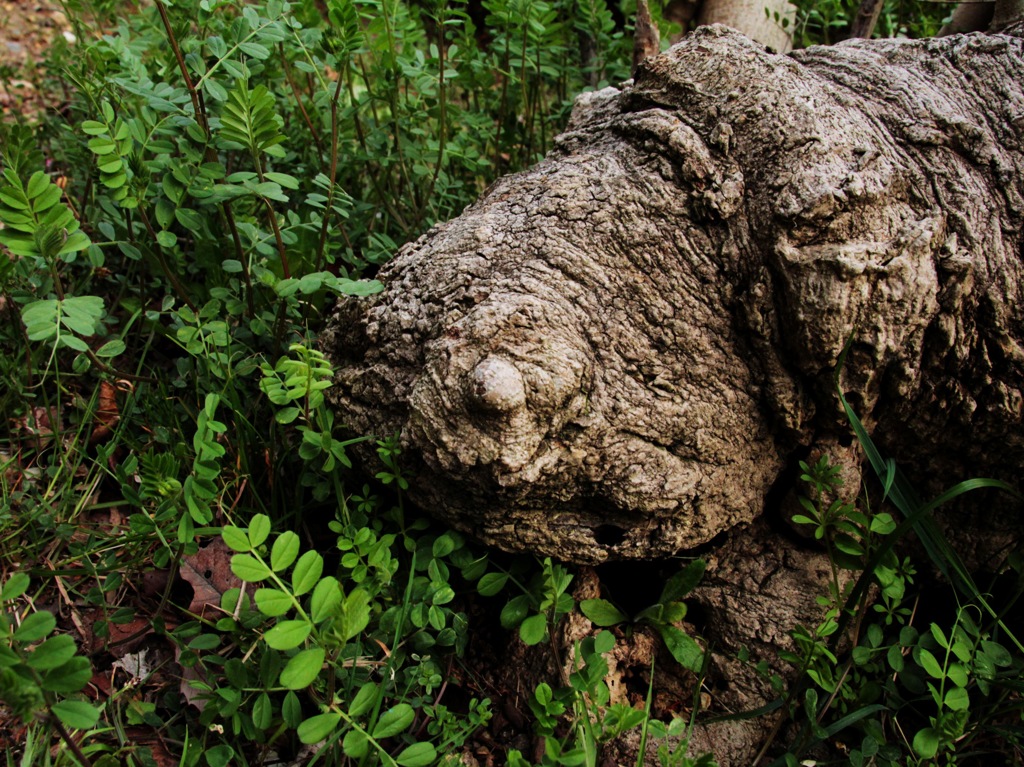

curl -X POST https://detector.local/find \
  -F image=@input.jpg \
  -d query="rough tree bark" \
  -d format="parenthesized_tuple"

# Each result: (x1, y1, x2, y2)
(323, 24, 1024, 765)
(324, 25, 1024, 566)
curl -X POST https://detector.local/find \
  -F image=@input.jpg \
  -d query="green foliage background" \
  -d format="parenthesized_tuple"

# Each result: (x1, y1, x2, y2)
(1, 1, 1021, 766)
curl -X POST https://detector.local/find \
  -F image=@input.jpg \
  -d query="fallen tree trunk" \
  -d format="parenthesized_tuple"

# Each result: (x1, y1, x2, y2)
(323, 25, 1024, 765)
(324, 24, 1024, 567)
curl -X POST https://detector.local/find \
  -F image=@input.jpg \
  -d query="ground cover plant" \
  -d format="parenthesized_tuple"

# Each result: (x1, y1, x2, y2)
(0, 0, 1022, 766)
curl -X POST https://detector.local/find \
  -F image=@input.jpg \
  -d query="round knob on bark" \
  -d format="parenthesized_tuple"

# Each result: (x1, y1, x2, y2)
(470, 357, 526, 413)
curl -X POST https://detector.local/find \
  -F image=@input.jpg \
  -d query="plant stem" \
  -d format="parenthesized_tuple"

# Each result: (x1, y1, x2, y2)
(156, 1, 209, 137)
(49, 711, 95, 767)
(135, 206, 197, 312)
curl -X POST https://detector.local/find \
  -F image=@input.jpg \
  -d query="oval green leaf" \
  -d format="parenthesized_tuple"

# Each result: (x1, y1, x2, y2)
(580, 599, 627, 627)
(221, 525, 251, 553)
(14, 611, 56, 642)
(51, 700, 100, 730)
(297, 712, 342, 744)
(397, 742, 437, 767)
(248, 514, 272, 547)
(477, 572, 507, 597)
(349, 682, 379, 718)
(280, 648, 325, 690)
(26, 635, 78, 671)
(271, 531, 301, 572)
(342, 728, 368, 759)
(310, 576, 342, 623)
(1, 573, 30, 601)
(291, 550, 324, 596)
(263, 619, 311, 651)
(658, 624, 704, 673)
(255, 588, 293, 618)
(41, 657, 92, 692)
(371, 703, 414, 739)
(519, 614, 547, 646)
(231, 554, 272, 583)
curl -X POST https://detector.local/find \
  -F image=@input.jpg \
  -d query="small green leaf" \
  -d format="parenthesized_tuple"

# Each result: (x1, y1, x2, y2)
(263, 619, 311, 650)
(205, 79, 228, 102)
(372, 703, 415, 738)
(887, 644, 905, 672)
(396, 742, 438, 767)
(1, 573, 30, 601)
(59, 334, 90, 352)
(310, 576, 342, 623)
(94, 339, 125, 358)
(660, 560, 706, 604)
(912, 727, 940, 759)
(271, 531, 301, 572)
(81, 120, 108, 136)
(298, 712, 342, 744)
(980, 640, 1012, 666)
(204, 745, 234, 767)
(519, 614, 547, 646)
(580, 599, 628, 627)
(282, 691, 302, 728)
(291, 550, 324, 596)
(248, 514, 272, 547)
(917, 648, 945, 679)
(500, 594, 531, 629)
(477, 572, 507, 597)
(944, 687, 970, 711)
(238, 41, 271, 59)
(221, 525, 251, 552)
(87, 137, 117, 155)
(338, 588, 371, 642)
(946, 662, 969, 688)
(51, 700, 101, 730)
(26, 635, 78, 671)
(156, 230, 177, 248)
(658, 624, 704, 672)
(342, 728, 368, 758)
(264, 171, 299, 189)
(593, 629, 615, 654)
(255, 588, 293, 618)
(253, 692, 272, 730)
(41, 657, 92, 692)
(14, 611, 56, 642)
(349, 682, 379, 718)
(231, 554, 272, 582)
(280, 648, 325, 689)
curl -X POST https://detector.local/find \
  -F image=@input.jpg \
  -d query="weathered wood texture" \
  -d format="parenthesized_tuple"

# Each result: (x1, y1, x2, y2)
(323, 26, 1024, 566)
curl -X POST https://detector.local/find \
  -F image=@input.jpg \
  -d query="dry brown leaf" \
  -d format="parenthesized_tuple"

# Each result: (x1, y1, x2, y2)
(123, 726, 178, 767)
(179, 538, 242, 621)
(89, 380, 120, 442)
(16, 406, 60, 450)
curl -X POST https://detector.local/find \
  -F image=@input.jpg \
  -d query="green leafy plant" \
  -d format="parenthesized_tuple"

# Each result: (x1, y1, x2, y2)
(749, 363, 1024, 766)
(0, 573, 100, 764)
(507, 631, 644, 767)
(5, 1, 1001, 765)
(580, 560, 706, 673)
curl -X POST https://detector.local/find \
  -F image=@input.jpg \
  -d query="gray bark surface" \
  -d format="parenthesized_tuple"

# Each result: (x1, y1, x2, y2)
(323, 26, 1024, 566)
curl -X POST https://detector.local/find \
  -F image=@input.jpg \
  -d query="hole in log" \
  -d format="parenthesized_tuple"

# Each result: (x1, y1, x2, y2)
(592, 524, 627, 546)
(593, 560, 670, 616)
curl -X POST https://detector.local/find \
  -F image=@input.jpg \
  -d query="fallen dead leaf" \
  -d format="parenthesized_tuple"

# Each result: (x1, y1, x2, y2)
(123, 726, 178, 767)
(89, 379, 120, 442)
(179, 537, 244, 621)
